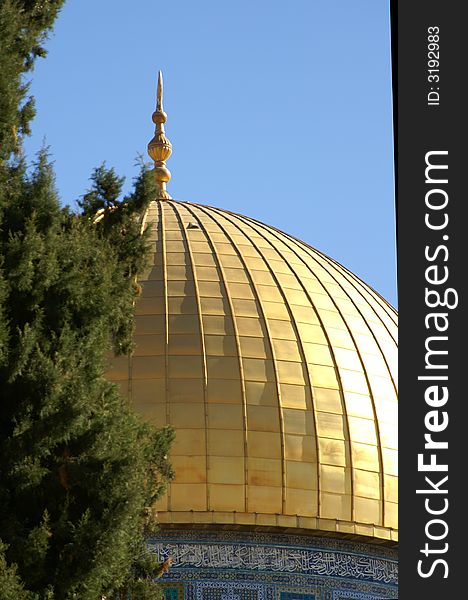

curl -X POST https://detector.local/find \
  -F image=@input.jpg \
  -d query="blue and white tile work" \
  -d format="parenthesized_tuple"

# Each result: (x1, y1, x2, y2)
(150, 530, 398, 600)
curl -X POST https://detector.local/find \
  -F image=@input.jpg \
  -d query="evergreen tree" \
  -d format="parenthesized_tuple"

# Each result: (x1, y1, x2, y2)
(0, 2, 175, 598)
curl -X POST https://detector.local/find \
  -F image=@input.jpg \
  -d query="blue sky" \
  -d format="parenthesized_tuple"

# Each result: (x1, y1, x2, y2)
(24, 0, 396, 305)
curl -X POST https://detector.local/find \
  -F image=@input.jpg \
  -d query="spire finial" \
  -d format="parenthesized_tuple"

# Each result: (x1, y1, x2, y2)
(148, 71, 172, 199)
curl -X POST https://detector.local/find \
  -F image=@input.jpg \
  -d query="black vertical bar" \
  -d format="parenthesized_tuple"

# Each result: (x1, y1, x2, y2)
(395, 1, 467, 597)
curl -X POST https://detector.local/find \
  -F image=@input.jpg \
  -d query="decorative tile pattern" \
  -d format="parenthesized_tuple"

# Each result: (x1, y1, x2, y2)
(150, 529, 397, 599)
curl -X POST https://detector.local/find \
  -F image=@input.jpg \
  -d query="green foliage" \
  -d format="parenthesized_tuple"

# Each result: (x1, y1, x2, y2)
(0, 152, 174, 599)
(0, 3, 175, 599)
(0, 0, 65, 161)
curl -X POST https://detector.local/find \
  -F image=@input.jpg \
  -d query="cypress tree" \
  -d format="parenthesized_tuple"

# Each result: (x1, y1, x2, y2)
(0, 2, 175, 598)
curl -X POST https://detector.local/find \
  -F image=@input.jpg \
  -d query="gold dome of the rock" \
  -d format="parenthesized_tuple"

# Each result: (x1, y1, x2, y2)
(108, 198, 398, 542)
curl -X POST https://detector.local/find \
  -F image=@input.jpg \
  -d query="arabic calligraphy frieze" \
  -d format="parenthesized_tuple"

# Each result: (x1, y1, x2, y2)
(148, 541, 397, 585)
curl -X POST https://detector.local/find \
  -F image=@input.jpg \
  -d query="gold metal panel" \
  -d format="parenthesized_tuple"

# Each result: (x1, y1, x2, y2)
(250, 271, 276, 286)
(360, 352, 389, 377)
(192, 253, 216, 266)
(311, 294, 337, 311)
(284, 434, 317, 461)
(170, 483, 207, 511)
(283, 409, 314, 435)
(247, 457, 282, 486)
(204, 335, 237, 356)
(132, 404, 166, 427)
(166, 265, 192, 280)
(202, 315, 234, 335)
(206, 379, 242, 404)
(247, 405, 280, 432)
(339, 369, 369, 395)
(374, 396, 398, 425)
(379, 421, 398, 450)
(197, 280, 223, 297)
(209, 456, 245, 484)
(227, 282, 255, 299)
(351, 442, 379, 472)
(168, 296, 197, 314)
(333, 347, 363, 372)
(384, 501, 398, 529)
(284, 289, 309, 306)
(302, 343, 334, 366)
(320, 493, 351, 520)
(262, 301, 290, 320)
(214, 243, 237, 255)
(286, 461, 317, 490)
(134, 334, 165, 356)
(243, 256, 266, 270)
(248, 486, 282, 514)
(354, 496, 382, 525)
(166, 251, 188, 265)
(223, 268, 249, 283)
(208, 404, 243, 429)
(132, 356, 165, 379)
(167, 280, 196, 296)
(318, 438, 347, 467)
(218, 254, 244, 268)
(285, 489, 318, 517)
(245, 381, 278, 406)
(168, 314, 199, 334)
(272, 339, 301, 361)
(315, 412, 346, 440)
(248, 431, 282, 458)
(168, 378, 204, 403)
(308, 364, 339, 389)
(369, 375, 397, 403)
(232, 298, 261, 317)
(208, 429, 244, 457)
(170, 403, 205, 429)
(242, 358, 275, 382)
(168, 334, 201, 355)
(320, 465, 351, 495)
(382, 448, 398, 476)
(326, 327, 355, 350)
(194, 266, 219, 281)
(135, 296, 165, 315)
(296, 323, 327, 344)
(200, 297, 230, 315)
(239, 336, 269, 359)
(107, 356, 128, 381)
(343, 391, 374, 419)
(235, 244, 260, 258)
(140, 280, 164, 296)
(313, 387, 343, 414)
(168, 355, 203, 379)
(135, 315, 165, 335)
(171, 455, 206, 483)
(207, 356, 240, 380)
(277, 360, 306, 385)
(354, 469, 381, 499)
(132, 379, 166, 404)
(172, 429, 206, 456)
(280, 384, 309, 410)
(268, 319, 296, 340)
(236, 317, 265, 337)
(209, 484, 245, 512)
(276, 273, 301, 288)
(347, 416, 377, 445)
(190, 241, 212, 253)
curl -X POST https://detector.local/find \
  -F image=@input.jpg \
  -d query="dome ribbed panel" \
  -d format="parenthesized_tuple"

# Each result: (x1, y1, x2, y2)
(107, 200, 398, 542)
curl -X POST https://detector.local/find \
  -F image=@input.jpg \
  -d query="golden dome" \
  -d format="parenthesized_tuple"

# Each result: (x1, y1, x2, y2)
(108, 198, 398, 543)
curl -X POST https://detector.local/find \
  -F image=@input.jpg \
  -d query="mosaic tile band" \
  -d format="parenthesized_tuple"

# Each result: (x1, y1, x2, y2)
(152, 529, 398, 599)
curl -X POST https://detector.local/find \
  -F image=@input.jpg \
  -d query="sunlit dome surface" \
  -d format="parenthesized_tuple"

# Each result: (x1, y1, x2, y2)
(108, 198, 398, 542)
